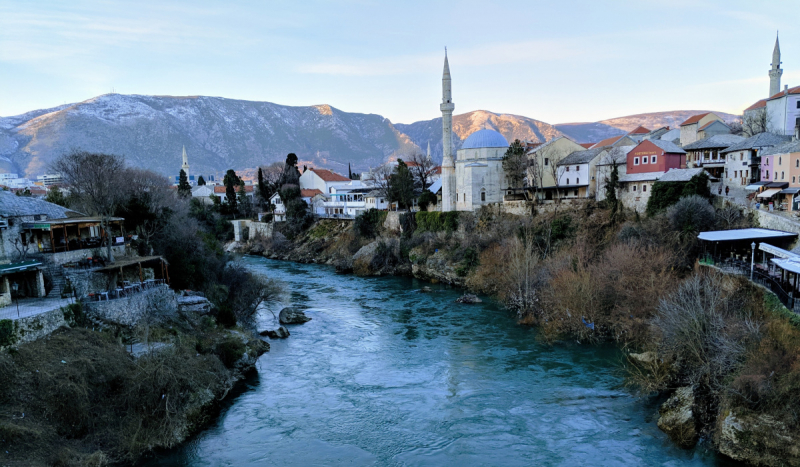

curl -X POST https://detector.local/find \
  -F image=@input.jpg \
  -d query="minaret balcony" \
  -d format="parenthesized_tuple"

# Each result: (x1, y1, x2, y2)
(440, 102, 454, 112)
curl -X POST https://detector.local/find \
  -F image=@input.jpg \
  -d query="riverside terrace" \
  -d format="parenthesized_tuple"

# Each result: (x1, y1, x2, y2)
(697, 228, 800, 311)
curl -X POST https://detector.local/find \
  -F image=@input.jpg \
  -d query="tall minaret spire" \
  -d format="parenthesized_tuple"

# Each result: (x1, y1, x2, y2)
(440, 48, 456, 212)
(181, 145, 190, 177)
(426, 141, 431, 161)
(769, 32, 783, 97)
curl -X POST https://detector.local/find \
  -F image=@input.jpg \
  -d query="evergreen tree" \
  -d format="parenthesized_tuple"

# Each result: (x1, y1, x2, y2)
(237, 179, 251, 217)
(257, 167, 267, 201)
(223, 169, 239, 213)
(502, 139, 528, 189)
(348, 162, 352, 180)
(389, 160, 416, 209)
(44, 186, 67, 206)
(177, 169, 192, 198)
(197, 175, 206, 186)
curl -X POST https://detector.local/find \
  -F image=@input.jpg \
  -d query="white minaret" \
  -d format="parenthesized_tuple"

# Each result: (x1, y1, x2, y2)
(181, 145, 190, 177)
(440, 49, 456, 212)
(769, 32, 783, 97)
(427, 141, 431, 161)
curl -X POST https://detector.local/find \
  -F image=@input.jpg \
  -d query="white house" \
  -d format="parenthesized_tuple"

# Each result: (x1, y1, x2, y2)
(364, 191, 390, 211)
(766, 86, 800, 136)
(299, 168, 352, 194)
(555, 147, 607, 199)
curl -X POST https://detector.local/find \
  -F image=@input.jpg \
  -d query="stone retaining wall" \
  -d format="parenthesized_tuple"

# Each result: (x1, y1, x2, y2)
(718, 197, 800, 239)
(0, 307, 69, 350)
(83, 284, 173, 327)
(232, 220, 273, 242)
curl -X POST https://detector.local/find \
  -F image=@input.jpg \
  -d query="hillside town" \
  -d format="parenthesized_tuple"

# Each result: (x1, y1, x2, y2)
(5, 25, 800, 467)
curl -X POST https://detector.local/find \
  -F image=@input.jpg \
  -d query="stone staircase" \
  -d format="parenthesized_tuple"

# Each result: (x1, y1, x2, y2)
(45, 265, 68, 299)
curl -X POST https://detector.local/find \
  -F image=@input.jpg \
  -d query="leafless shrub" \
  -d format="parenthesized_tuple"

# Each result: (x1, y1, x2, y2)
(220, 263, 285, 329)
(653, 273, 759, 397)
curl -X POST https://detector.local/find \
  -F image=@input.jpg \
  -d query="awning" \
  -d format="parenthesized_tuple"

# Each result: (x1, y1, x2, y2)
(757, 188, 782, 198)
(781, 188, 800, 195)
(0, 260, 42, 276)
(698, 228, 798, 242)
(766, 182, 789, 189)
(745, 182, 769, 190)
(759, 243, 800, 259)
(772, 257, 800, 275)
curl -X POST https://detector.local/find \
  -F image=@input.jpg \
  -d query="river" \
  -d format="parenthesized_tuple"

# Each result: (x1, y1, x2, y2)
(148, 256, 737, 466)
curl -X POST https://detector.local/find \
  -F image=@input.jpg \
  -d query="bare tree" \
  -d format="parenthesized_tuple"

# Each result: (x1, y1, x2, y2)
(407, 153, 435, 191)
(259, 162, 284, 206)
(370, 163, 394, 200)
(52, 151, 126, 262)
(742, 108, 771, 137)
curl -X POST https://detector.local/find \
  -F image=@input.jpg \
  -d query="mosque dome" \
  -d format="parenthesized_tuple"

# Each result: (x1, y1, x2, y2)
(461, 129, 509, 149)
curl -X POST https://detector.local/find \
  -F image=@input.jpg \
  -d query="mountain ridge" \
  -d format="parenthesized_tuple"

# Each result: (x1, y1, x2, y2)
(0, 94, 741, 177)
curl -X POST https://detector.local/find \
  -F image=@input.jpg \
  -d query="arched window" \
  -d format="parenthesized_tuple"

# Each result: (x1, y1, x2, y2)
(480, 190, 486, 202)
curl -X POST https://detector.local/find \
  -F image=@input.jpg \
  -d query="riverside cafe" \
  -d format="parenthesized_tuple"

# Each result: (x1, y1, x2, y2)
(21, 216, 125, 253)
(698, 228, 800, 306)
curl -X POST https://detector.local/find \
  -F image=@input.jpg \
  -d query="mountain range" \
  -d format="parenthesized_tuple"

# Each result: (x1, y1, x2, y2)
(0, 94, 740, 178)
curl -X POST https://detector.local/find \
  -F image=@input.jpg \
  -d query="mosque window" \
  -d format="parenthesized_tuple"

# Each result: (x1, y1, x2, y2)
(481, 191, 486, 201)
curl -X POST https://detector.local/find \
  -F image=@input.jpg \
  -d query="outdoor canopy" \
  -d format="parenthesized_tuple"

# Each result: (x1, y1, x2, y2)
(697, 228, 798, 242)
(781, 188, 800, 194)
(745, 181, 769, 190)
(757, 188, 782, 198)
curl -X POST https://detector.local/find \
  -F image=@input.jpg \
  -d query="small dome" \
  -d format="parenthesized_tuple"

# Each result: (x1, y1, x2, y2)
(461, 129, 509, 149)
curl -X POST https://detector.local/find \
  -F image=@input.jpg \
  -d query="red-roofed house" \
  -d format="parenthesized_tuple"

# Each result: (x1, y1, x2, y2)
(628, 126, 650, 135)
(589, 134, 638, 150)
(680, 112, 727, 146)
(299, 168, 352, 194)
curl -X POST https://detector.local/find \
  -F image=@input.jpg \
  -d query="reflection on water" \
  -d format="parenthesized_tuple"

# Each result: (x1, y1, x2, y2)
(145, 257, 736, 467)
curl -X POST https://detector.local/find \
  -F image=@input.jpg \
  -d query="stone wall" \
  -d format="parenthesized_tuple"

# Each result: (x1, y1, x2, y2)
(47, 245, 127, 265)
(718, 197, 800, 237)
(384, 212, 402, 232)
(0, 307, 69, 350)
(232, 220, 273, 242)
(83, 284, 174, 327)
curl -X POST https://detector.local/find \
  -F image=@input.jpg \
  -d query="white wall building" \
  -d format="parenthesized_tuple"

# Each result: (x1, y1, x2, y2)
(299, 168, 352, 194)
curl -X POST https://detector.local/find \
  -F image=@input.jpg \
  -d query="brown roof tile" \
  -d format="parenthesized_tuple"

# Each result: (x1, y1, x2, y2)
(300, 189, 323, 198)
(590, 135, 623, 149)
(680, 113, 710, 126)
(213, 185, 254, 194)
(745, 99, 768, 112)
(628, 125, 650, 135)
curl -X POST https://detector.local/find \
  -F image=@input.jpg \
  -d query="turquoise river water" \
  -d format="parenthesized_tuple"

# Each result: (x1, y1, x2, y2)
(147, 256, 740, 466)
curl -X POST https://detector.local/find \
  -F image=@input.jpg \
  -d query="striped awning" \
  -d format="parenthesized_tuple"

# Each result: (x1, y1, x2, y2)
(757, 188, 782, 198)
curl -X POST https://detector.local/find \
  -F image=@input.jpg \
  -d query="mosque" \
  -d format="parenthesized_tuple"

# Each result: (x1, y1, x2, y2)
(439, 51, 511, 212)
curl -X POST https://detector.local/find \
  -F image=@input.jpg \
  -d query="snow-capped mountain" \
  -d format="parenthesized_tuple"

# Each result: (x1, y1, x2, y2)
(0, 94, 419, 177)
(0, 94, 742, 177)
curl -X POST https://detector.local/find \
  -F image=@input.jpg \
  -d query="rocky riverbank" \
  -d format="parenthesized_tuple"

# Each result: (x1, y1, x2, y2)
(0, 294, 270, 466)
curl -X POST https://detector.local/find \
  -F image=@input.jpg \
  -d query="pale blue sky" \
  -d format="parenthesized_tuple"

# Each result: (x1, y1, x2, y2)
(0, 0, 797, 124)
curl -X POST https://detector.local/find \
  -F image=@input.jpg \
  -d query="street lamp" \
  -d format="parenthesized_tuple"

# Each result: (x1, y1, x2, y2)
(751, 242, 757, 281)
(11, 282, 19, 318)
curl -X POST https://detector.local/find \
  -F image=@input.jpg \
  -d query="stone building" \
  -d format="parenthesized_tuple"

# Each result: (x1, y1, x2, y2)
(721, 133, 791, 188)
(683, 134, 745, 179)
(680, 113, 729, 146)
(526, 136, 586, 201)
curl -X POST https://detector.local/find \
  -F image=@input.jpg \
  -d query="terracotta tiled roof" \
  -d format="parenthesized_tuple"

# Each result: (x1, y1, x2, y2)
(767, 85, 800, 101)
(744, 99, 768, 112)
(579, 143, 594, 149)
(680, 113, 710, 126)
(628, 126, 650, 135)
(308, 168, 350, 182)
(590, 135, 623, 149)
(213, 185, 254, 194)
(300, 189, 323, 198)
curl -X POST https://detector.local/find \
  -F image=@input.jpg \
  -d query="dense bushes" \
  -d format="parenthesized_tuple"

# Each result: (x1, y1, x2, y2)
(415, 211, 459, 232)
(666, 195, 716, 235)
(354, 209, 387, 239)
(645, 172, 711, 215)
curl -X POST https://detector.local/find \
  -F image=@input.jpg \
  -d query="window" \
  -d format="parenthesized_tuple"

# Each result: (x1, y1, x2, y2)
(734, 171, 738, 178)
(575, 166, 579, 171)
(740, 154, 744, 161)
(766, 170, 770, 178)
(779, 157, 782, 165)
(573, 190, 578, 196)
(566, 166, 570, 172)
(796, 159, 799, 168)
(641, 157, 648, 164)
(797, 101, 800, 109)
(643, 184, 647, 192)
(632, 185, 637, 192)
(634, 157, 639, 165)
(566, 178, 570, 185)
(544, 158, 549, 166)
(651, 156, 657, 164)
(576, 177, 580, 184)
(782, 171, 785, 180)
(481, 191, 486, 201)
(766, 158, 769, 166)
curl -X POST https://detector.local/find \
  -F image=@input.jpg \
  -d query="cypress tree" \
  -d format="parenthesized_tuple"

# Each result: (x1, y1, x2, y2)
(197, 175, 206, 186)
(178, 169, 192, 198)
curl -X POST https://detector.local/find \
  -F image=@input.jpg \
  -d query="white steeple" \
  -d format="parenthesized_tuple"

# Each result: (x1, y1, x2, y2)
(440, 48, 456, 212)
(181, 145, 190, 176)
(770, 32, 783, 97)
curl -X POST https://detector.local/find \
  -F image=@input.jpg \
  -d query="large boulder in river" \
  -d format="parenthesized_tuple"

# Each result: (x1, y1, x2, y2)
(260, 326, 290, 339)
(279, 307, 311, 324)
(658, 386, 698, 448)
(715, 404, 800, 465)
(455, 294, 482, 304)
